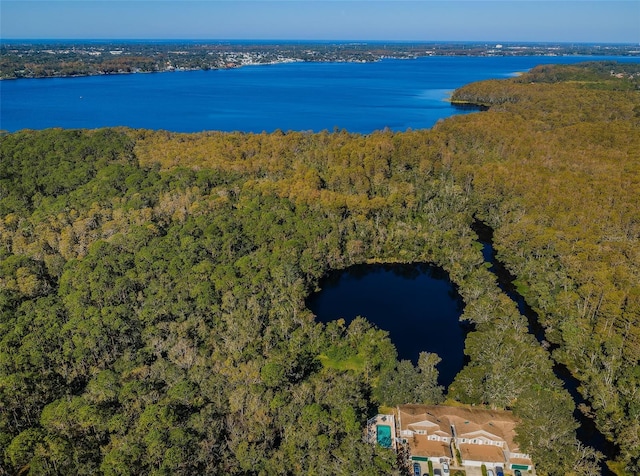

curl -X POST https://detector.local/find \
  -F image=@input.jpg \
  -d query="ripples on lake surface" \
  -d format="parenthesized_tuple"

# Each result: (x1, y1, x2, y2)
(2, 55, 635, 133)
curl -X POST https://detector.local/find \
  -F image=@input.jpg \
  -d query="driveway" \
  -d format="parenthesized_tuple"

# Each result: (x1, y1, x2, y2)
(462, 467, 484, 476)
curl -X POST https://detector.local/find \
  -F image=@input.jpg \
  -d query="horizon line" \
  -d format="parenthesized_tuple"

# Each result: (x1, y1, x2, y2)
(2, 38, 639, 46)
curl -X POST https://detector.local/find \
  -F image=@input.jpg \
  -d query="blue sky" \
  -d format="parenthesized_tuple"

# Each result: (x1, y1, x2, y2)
(2, 1, 639, 43)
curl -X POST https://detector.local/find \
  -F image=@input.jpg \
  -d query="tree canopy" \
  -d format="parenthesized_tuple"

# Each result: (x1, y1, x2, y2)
(1, 61, 639, 475)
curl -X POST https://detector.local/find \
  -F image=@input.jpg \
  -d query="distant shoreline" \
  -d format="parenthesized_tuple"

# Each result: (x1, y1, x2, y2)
(2, 55, 637, 82)
(2, 40, 638, 80)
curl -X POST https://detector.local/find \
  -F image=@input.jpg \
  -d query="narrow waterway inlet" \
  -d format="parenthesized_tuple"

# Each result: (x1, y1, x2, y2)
(472, 219, 619, 473)
(308, 223, 618, 472)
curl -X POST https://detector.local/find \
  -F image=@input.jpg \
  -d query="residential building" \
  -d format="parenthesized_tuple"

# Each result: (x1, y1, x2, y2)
(396, 404, 534, 472)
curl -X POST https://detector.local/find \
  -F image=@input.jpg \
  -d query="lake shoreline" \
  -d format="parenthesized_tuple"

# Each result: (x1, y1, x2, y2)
(0, 57, 370, 81)
(308, 261, 468, 388)
(5, 55, 637, 134)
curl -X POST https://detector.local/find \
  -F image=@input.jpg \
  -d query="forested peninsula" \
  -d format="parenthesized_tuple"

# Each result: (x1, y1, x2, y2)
(1, 62, 639, 475)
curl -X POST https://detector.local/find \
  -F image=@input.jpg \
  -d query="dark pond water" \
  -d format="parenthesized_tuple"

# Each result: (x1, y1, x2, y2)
(309, 224, 618, 470)
(307, 263, 467, 388)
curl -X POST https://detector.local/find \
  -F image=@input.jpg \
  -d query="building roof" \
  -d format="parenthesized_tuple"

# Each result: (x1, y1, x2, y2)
(509, 456, 534, 467)
(458, 443, 506, 464)
(398, 404, 453, 438)
(408, 435, 452, 459)
(397, 404, 524, 453)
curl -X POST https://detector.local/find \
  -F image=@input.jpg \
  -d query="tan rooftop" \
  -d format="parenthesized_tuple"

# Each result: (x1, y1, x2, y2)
(397, 404, 523, 453)
(510, 456, 534, 466)
(458, 443, 506, 463)
(407, 434, 452, 459)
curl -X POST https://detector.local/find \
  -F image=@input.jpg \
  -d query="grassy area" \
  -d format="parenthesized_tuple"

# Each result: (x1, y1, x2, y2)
(318, 353, 365, 371)
(377, 405, 395, 414)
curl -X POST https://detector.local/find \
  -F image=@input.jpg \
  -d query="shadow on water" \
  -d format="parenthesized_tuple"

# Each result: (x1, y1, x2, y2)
(307, 262, 470, 389)
(471, 219, 619, 473)
(450, 102, 490, 112)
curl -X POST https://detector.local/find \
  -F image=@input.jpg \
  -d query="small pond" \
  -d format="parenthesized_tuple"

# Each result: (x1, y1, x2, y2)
(307, 263, 467, 388)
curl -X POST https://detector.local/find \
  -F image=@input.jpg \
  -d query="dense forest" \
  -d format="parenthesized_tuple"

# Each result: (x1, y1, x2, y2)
(1, 61, 638, 475)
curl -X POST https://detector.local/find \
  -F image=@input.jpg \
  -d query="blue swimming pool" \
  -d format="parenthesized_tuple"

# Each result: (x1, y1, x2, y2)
(377, 424, 392, 448)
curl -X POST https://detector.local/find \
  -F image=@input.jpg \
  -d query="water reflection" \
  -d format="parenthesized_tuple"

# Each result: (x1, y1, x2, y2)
(308, 263, 467, 388)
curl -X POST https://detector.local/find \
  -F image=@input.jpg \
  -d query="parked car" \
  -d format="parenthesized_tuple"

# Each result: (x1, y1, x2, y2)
(514, 471, 522, 476)
(486, 470, 494, 476)
(496, 466, 504, 476)
(413, 463, 421, 476)
(434, 470, 442, 476)
(442, 462, 450, 474)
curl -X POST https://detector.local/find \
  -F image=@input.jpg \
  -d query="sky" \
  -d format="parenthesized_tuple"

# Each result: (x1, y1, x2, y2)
(1, 1, 639, 43)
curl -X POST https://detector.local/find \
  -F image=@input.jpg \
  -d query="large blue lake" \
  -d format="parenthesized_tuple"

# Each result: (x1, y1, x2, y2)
(2, 55, 636, 133)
